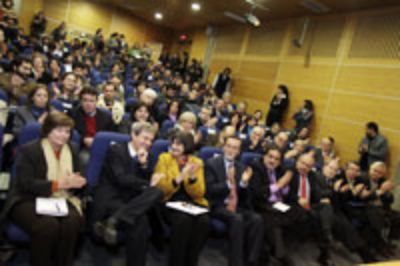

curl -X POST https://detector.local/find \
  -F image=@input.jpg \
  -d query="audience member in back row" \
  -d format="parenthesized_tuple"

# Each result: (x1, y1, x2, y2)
(212, 67, 232, 98)
(12, 83, 51, 135)
(154, 132, 209, 266)
(314, 136, 336, 172)
(92, 122, 163, 266)
(358, 121, 388, 171)
(265, 84, 289, 127)
(292, 99, 314, 133)
(96, 82, 124, 125)
(206, 136, 264, 266)
(3, 112, 86, 266)
(0, 56, 35, 104)
(68, 87, 115, 171)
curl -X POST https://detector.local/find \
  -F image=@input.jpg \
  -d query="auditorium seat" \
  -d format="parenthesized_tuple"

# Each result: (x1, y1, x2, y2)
(85, 132, 130, 187)
(240, 152, 262, 166)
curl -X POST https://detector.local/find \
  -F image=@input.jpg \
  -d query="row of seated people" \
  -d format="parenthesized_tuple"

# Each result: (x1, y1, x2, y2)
(0, 112, 398, 266)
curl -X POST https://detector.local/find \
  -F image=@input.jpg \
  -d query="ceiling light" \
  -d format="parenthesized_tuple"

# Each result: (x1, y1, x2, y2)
(154, 12, 163, 20)
(191, 3, 201, 11)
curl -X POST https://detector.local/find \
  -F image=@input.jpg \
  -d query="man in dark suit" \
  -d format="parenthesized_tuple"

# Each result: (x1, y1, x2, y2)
(68, 87, 115, 171)
(205, 136, 263, 266)
(286, 153, 334, 266)
(316, 159, 376, 263)
(91, 121, 164, 266)
(249, 145, 297, 265)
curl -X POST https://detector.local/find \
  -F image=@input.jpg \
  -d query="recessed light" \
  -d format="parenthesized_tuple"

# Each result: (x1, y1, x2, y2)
(154, 12, 163, 20)
(191, 2, 201, 11)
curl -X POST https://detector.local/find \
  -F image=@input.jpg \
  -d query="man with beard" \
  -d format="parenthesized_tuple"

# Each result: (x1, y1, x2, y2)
(358, 122, 388, 171)
(0, 57, 35, 104)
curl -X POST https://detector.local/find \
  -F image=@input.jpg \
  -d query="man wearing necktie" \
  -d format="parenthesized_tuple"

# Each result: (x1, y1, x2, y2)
(205, 136, 264, 266)
(287, 153, 335, 266)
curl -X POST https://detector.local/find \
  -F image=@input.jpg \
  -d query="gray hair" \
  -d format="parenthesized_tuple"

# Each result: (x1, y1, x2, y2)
(142, 88, 157, 99)
(130, 121, 157, 135)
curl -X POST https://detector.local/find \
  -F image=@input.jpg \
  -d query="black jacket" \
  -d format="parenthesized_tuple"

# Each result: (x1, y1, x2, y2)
(287, 170, 321, 206)
(68, 106, 115, 142)
(205, 156, 251, 210)
(249, 158, 288, 212)
(91, 142, 153, 222)
(1, 140, 81, 223)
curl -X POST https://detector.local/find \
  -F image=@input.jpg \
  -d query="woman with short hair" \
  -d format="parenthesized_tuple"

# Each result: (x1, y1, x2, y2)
(154, 132, 209, 266)
(5, 112, 86, 266)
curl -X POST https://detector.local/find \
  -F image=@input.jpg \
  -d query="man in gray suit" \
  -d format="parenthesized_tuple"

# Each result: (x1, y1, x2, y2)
(359, 121, 388, 171)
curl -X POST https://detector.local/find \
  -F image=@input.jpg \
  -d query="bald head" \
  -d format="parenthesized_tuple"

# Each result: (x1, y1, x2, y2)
(296, 153, 315, 175)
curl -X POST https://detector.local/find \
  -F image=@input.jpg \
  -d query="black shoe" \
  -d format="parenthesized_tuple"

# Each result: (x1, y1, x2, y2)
(93, 219, 118, 245)
(278, 255, 295, 266)
(318, 254, 335, 266)
(358, 248, 377, 263)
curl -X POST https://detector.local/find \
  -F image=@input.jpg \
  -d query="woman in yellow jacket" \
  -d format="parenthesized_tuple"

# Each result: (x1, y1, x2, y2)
(154, 132, 209, 266)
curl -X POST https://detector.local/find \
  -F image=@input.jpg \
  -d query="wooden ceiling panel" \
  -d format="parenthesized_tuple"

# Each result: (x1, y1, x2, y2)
(90, 0, 400, 30)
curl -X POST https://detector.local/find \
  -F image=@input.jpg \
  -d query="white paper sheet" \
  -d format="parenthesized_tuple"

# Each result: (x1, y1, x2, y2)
(36, 197, 69, 217)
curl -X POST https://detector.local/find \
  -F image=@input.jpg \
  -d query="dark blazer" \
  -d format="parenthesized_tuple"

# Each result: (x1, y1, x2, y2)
(1, 140, 81, 222)
(68, 106, 115, 140)
(205, 156, 251, 210)
(249, 158, 287, 212)
(91, 142, 153, 222)
(287, 170, 321, 206)
(241, 139, 264, 154)
(334, 174, 368, 208)
(12, 106, 37, 135)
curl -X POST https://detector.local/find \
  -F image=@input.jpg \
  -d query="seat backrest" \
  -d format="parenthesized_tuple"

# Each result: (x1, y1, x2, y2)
(86, 132, 130, 187)
(50, 99, 64, 112)
(18, 122, 80, 147)
(0, 124, 3, 168)
(160, 120, 175, 136)
(17, 122, 42, 147)
(0, 89, 8, 103)
(199, 146, 222, 162)
(240, 152, 262, 166)
(150, 139, 170, 164)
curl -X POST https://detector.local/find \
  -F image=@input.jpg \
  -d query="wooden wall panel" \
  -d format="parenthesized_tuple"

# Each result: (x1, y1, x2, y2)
(287, 16, 345, 58)
(68, 0, 112, 34)
(349, 12, 400, 59)
(238, 61, 279, 81)
(23, 0, 171, 47)
(43, 0, 68, 22)
(245, 22, 287, 56)
(327, 92, 400, 131)
(277, 63, 336, 89)
(215, 25, 246, 54)
(335, 66, 400, 97)
(234, 78, 275, 100)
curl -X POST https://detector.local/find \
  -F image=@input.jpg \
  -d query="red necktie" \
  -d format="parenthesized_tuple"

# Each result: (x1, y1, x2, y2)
(300, 174, 310, 209)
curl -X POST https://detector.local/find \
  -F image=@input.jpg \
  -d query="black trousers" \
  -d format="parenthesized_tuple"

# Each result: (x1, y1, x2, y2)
(258, 205, 305, 259)
(330, 209, 366, 251)
(288, 204, 333, 255)
(11, 200, 83, 266)
(162, 207, 209, 266)
(211, 208, 264, 266)
(344, 205, 387, 249)
(106, 187, 164, 266)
